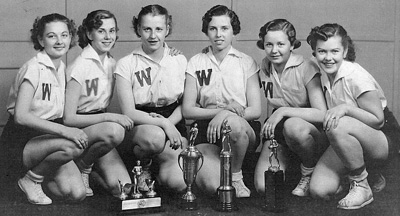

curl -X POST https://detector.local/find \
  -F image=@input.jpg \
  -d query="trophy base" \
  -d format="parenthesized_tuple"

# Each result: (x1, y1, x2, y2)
(179, 199, 198, 210)
(114, 196, 163, 214)
(215, 202, 239, 212)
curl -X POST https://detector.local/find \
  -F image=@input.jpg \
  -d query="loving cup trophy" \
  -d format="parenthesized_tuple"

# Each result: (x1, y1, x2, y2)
(178, 123, 204, 210)
(115, 160, 162, 213)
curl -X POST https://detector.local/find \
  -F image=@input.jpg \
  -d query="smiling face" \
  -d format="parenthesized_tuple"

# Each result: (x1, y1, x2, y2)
(39, 21, 71, 60)
(88, 18, 117, 56)
(263, 30, 293, 69)
(207, 15, 233, 53)
(314, 35, 348, 77)
(138, 14, 169, 54)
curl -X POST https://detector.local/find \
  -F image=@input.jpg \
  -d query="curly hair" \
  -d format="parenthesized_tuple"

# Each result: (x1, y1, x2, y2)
(132, 4, 172, 38)
(306, 23, 356, 62)
(201, 5, 241, 36)
(30, 13, 77, 51)
(77, 10, 119, 49)
(256, 19, 301, 50)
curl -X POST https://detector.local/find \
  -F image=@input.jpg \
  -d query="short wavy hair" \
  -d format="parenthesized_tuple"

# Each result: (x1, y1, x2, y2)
(132, 4, 172, 38)
(306, 23, 356, 62)
(256, 19, 301, 50)
(77, 10, 119, 49)
(30, 13, 77, 51)
(201, 5, 241, 36)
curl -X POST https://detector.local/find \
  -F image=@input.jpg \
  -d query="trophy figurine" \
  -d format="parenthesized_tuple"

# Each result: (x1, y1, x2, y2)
(263, 137, 285, 212)
(132, 160, 143, 199)
(215, 120, 238, 212)
(178, 122, 204, 210)
(114, 160, 162, 213)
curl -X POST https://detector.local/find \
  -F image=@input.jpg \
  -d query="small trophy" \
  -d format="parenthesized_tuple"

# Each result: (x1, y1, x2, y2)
(215, 120, 238, 212)
(115, 160, 162, 213)
(178, 122, 204, 210)
(263, 137, 285, 212)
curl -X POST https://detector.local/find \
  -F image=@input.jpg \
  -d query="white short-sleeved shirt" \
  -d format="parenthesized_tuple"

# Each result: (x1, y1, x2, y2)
(186, 46, 259, 108)
(7, 51, 66, 120)
(259, 53, 319, 109)
(321, 60, 387, 109)
(114, 43, 187, 107)
(67, 45, 115, 113)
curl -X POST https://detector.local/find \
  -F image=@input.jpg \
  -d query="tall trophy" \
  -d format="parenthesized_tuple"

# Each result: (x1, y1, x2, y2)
(178, 122, 204, 210)
(263, 137, 285, 212)
(215, 120, 238, 212)
(115, 160, 162, 213)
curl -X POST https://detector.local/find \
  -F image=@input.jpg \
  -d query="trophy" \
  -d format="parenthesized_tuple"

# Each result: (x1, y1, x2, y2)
(263, 137, 285, 212)
(115, 160, 162, 213)
(178, 122, 204, 210)
(215, 120, 238, 212)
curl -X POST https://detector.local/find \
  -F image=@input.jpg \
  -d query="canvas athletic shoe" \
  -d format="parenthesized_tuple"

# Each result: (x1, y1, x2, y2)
(81, 172, 94, 196)
(292, 175, 311, 197)
(232, 179, 251, 198)
(18, 176, 52, 205)
(337, 179, 373, 210)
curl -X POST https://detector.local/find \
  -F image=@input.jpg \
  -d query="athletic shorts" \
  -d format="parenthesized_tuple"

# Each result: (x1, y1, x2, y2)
(0, 115, 63, 180)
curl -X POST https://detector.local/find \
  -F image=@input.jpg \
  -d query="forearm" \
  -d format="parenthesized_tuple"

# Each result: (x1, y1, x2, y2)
(345, 106, 384, 129)
(279, 107, 325, 123)
(183, 106, 228, 120)
(15, 113, 71, 138)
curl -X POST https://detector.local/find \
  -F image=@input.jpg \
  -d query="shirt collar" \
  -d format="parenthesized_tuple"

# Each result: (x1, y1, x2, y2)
(206, 45, 243, 59)
(283, 53, 303, 70)
(132, 42, 170, 60)
(37, 51, 58, 70)
(321, 60, 354, 88)
(81, 44, 104, 63)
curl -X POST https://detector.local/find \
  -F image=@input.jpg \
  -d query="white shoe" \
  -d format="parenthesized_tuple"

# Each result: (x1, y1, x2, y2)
(232, 179, 251, 198)
(371, 173, 386, 193)
(337, 179, 373, 210)
(292, 175, 310, 197)
(81, 172, 93, 196)
(18, 176, 52, 205)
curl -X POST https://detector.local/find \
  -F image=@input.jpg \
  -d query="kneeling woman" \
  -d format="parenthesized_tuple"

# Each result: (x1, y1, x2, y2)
(307, 23, 395, 209)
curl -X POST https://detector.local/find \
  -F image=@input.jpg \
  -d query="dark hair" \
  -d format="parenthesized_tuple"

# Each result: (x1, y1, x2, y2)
(256, 19, 301, 50)
(306, 23, 356, 62)
(77, 10, 118, 49)
(132, 4, 172, 38)
(201, 5, 241, 36)
(30, 13, 77, 51)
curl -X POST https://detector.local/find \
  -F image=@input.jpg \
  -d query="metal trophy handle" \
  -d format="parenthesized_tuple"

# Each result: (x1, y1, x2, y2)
(178, 122, 204, 210)
(216, 120, 238, 212)
(264, 137, 285, 212)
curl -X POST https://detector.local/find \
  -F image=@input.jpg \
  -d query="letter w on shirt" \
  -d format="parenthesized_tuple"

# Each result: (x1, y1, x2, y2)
(196, 69, 212, 86)
(135, 67, 152, 87)
(42, 83, 51, 101)
(261, 81, 273, 98)
(85, 78, 99, 96)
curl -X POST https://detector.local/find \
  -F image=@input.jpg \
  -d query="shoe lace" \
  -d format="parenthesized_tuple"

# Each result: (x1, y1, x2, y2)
(82, 173, 90, 188)
(345, 181, 360, 200)
(33, 182, 47, 199)
(297, 176, 310, 190)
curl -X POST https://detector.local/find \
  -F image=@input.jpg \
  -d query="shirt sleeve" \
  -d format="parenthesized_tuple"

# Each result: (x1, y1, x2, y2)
(302, 59, 320, 86)
(348, 67, 377, 99)
(20, 62, 40, 90)
(186, 55, 199, 79)
(114, 55, 132, 83)
(244, 56, 260, 79)
(67, 58, 86, 85)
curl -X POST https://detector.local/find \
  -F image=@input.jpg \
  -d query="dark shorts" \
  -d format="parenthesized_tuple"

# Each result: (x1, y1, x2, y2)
(381, 107, 399, 158)
(0, 115, 63, 181)
(192, 119, 261, 153)
(117, 102, 186, 171)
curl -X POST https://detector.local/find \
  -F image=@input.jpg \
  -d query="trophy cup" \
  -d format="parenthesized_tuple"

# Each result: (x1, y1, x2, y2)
(263, 137, 285, 212)
(178, 122, 204, 210)
(115, 160, 162, 213)
(215, 120, 238, 212)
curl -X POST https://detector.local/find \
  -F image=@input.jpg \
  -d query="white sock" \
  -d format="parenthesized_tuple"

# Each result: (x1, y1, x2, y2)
(300, 163, 314, 177)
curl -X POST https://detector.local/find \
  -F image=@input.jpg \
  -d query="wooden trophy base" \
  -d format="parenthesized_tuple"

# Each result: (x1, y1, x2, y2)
(114, 195, 163, 215)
